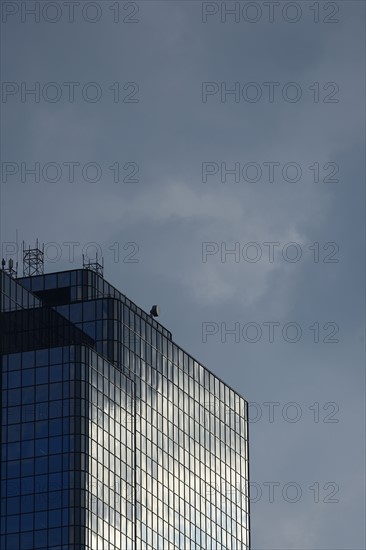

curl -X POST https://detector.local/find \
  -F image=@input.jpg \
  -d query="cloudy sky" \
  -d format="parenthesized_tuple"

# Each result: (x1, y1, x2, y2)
(1, 1, 365, 548)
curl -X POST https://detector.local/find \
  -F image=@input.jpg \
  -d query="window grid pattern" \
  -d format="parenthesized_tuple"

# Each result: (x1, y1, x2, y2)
(131, 339, 250, 550)
(1, 347, 77, 550)
(83, 348, 135, 550)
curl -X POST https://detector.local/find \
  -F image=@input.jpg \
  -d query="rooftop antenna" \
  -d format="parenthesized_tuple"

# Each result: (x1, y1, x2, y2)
(1, 257, 18, 278)
(23, 239, 44, 276)
(83, 252, 104, 277)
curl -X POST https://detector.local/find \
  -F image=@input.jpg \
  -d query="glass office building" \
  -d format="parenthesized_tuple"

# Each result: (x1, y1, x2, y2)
(1, 266, 250, 549)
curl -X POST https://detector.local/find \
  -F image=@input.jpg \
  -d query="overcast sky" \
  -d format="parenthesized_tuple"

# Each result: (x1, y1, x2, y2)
(1, 1, 365, 548)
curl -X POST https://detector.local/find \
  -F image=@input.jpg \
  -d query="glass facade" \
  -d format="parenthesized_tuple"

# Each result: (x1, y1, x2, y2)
(1, 268, 250, 549)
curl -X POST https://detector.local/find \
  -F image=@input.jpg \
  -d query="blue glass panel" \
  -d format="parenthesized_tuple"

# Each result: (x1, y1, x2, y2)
(102, 299, 108, 319)
(8, 389, 20, 406)
(62, 454, 68, 470)
(7, 461, 20, 479)
(95, 320, 103, 339)
(49, 383, 62, 401)
(44, 274, 57, 289)
(22, 476, 34, 493)
(22, 387, 35, 405)
(7, 425, 20, 442)
(7, 442, 20, 460)
(49, 419, 62, 436)
(83, 300, 96, 320)
(34, 457, 48, 476)
(30, 276, 43, 291)
(21, 440, 34, 459)
(35, 439, 48, 457)
(20, 532, 34, 550)
(21, 459, 34, 477)
(62, 400, 69, 417)
(6, 533, 20, 548)
(35, 385, 48, 402)
(34, 529, 47, 549)
(69, 303, 82, 322)
(48, 491, 62, 510)
(36, 367, 48, 385)
(35, 511, 48, 529)
(6, 496, 20, 515)
(49, 472, 62, 490)
(62, 418, 69, 434)
(0, 480, 5, 497)
(35, 474, 48, 493)
(22, 423, 35, 440)
(22, 351, 35, 369)
(49, 401, 63, 420)
(57, 272, 70, 287)
(48, 454, 62, 473)
(50, 348, 63, 364)
(8, 372, 21, 389)
(49, 437, 62, 455)
(48, 527, 62, 546)
(82, 322, 96, 339)
(35, 349, 48, 366)
(64, 346, 71, 361)
(8, 354, 21, 371)
(6, 479, 20, 497)
(50, 364, 62, 383)
(32, 495, 44, 513)
(21, 516, 34, 531)
(49, 508, 62, 528)
(22, 404, 35, 423)
(35, 421, 48, 438)
(22, 369, 35, 386)
(56, 304, 69, 319)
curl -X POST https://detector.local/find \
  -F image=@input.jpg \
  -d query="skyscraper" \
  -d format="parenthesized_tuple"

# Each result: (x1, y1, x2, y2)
(1, 256, 250, 549)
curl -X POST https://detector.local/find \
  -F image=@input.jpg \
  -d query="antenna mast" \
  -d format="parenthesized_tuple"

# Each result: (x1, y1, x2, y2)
(23, 240, 44, 276)
(1, 258, 18, 278)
